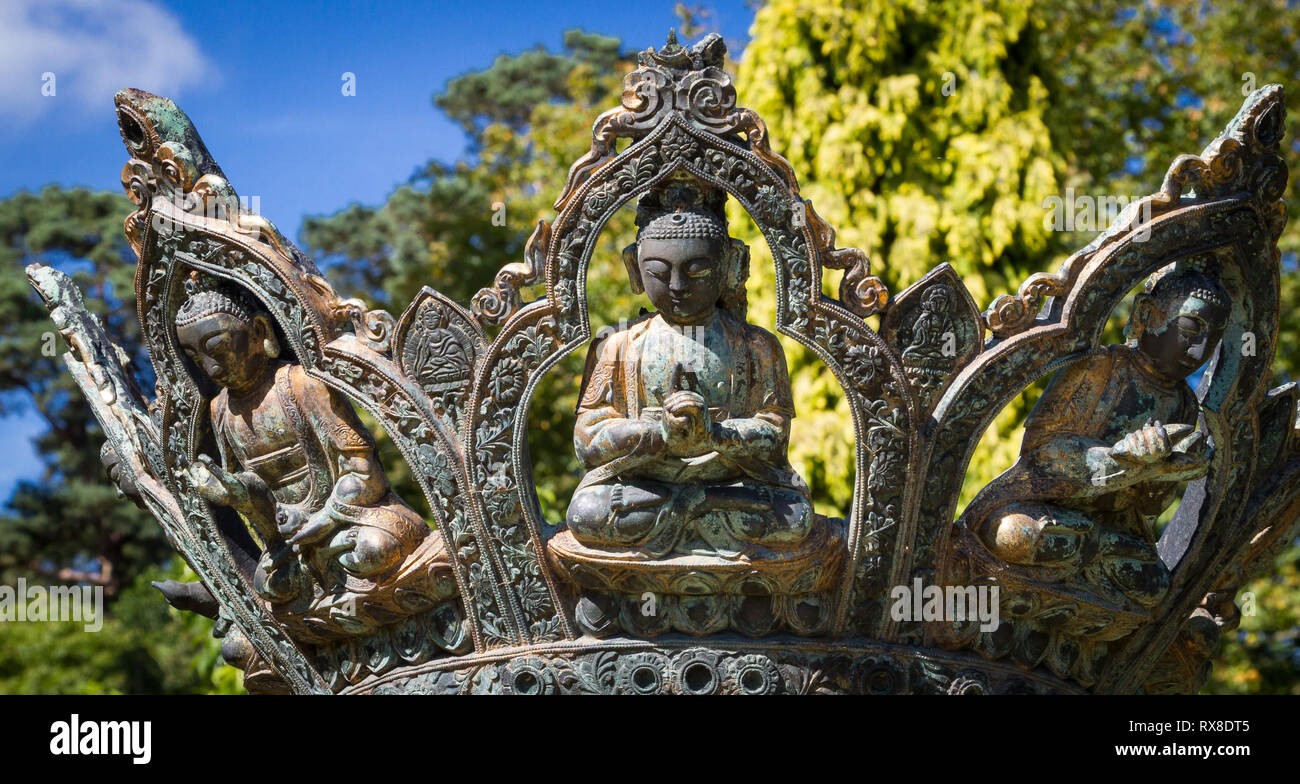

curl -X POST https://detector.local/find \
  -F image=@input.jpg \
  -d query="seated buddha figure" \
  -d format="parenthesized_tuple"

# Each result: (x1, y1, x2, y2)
(899, 285, 960, 392)
(563, 186, 815, 560)
(174, 274, 449, 615)
(901, 286, 956, 365)
(970, 262, 1231, 608)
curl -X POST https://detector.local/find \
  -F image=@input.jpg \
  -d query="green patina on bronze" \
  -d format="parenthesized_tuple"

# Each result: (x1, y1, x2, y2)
(24, 33, 1300, 694)
(549, 177, 842, 638)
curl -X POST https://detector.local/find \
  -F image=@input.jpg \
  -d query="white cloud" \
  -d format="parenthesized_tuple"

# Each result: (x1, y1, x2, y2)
(0, 0, 213, 122)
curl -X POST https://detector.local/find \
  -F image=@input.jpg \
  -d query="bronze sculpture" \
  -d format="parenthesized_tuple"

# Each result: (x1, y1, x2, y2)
(565, 185, 813, 556)
(952, 260, 1234, 685)
(549, 178, 841, 637)
(975, 261, 1231, 604)
(175, 272, 459, 640)
(23, 32, 1299, 694)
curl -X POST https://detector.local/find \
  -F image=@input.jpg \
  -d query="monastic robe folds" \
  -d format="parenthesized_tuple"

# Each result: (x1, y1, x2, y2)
(573, 309, 809, 499)
(211, 363, 427, 562)
(968, 344, 1201, 543)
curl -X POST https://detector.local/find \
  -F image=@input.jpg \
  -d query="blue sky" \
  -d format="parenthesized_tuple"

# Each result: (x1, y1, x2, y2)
(0, 0, 758, 500)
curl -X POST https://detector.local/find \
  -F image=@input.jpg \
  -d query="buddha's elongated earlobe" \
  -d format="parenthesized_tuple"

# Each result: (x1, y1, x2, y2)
(622, 242, 644, 294)
(255, 314, 281, 358)
(720, 237, 749, 320)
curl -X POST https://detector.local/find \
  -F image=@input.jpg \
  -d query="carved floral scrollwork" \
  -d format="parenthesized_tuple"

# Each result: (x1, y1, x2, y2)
(303, 273, 396, 354)
(470, 220, 550, 326)
(802, 199, 889, 318)
(28, 33, 1299, 696)
(553, 32, 803, 214)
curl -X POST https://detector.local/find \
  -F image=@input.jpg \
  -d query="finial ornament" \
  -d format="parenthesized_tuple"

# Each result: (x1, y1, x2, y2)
(22, 37, 1298, 694)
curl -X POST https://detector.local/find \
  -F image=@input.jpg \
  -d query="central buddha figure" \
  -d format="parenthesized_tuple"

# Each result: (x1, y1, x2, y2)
(564, 182, 815, 559)
(549, 180, 842, 637)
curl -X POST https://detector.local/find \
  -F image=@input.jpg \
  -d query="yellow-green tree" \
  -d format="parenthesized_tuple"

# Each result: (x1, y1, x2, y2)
(735, 0, 1063, 516)
(737, 0, 1300, 691)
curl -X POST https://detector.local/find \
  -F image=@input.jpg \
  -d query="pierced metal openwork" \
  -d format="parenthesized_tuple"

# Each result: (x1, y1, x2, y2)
(28, 33, 1298, 695)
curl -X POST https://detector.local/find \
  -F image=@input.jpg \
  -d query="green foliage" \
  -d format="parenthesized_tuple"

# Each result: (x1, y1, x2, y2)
(0, 559, 239, 694)
(434, 30, 623, 142)
(3, 5, 1298, 694)
(0, 187, 168, 599)
(1205, 547, 1300, 694)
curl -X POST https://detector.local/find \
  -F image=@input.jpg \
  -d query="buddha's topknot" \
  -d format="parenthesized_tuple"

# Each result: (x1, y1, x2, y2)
(175, 271, 255, 328)
(635, 177, 729, 242)
(638, 208, 728, 241)
(1146, 257, 1231, 312)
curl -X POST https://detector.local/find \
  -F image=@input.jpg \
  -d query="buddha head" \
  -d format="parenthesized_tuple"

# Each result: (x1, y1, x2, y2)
(624, 180, 748, 325)
(175, 273, 281, 393)
(1125, 261, 1231, 383)
(921, 286, 950, 317)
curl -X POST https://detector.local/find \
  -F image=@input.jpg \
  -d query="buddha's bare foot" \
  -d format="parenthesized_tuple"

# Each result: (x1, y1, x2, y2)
(566, 482, 670, 546)
(763, 489, 813, 544)
(705, 485, 811, 546)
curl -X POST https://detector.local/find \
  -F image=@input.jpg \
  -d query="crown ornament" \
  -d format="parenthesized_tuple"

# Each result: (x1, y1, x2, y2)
(25, 32, 1299, 695)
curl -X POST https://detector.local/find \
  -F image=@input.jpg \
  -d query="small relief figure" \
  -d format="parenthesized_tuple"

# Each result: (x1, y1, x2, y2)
(401, 299, 479, 423)
(408, 304, 472, 391)
(899, 285, 959, 391)
(548, 180, 842, 637)
(173, 274, 459, 644)
(969, 261, 1231, 609)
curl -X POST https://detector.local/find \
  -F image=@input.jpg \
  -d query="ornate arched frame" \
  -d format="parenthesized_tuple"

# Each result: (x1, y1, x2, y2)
(115, 92, 329, 693)
(923, 197, 1280, 681)
(134, 207, 330, 693)
(132, 195, 497, 691)
(922, 84, 1288, 667)
(920, 84, 1288, 690)
(111, 48, 1287, 692)
(463, 110, 921, 645)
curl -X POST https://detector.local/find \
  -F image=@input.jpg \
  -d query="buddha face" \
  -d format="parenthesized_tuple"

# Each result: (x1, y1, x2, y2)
(637, 236, 724, 325)
(1135, 292, 1229, 382)
(177, 312, 274, 393)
